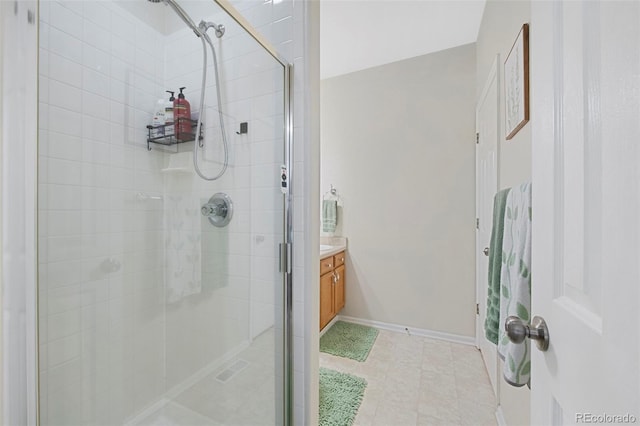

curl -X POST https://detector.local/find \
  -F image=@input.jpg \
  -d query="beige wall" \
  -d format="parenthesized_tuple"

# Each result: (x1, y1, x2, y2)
(320, 43, 477, 337)
(476, 1, 531, 424)
(477, 0, 532, 191)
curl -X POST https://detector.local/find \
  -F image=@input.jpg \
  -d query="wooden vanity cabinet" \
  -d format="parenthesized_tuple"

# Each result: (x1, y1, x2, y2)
(320, 251, 346, 331)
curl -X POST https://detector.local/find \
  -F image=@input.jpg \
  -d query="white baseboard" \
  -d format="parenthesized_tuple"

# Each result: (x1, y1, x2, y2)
(338, 315, 475, 346)
(319, 315, 340, 338)
(124, 339, 251, 425)
(495, 405, 507, 426)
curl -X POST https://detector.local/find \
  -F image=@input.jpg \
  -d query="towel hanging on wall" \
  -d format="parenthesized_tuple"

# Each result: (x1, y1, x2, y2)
(322, 200, 337, 233)
(322, 185, 340, 233)
(497, 181, 532, 387)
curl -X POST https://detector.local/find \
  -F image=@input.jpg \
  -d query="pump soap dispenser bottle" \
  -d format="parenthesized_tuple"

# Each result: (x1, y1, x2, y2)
(174, 87, 192, 141)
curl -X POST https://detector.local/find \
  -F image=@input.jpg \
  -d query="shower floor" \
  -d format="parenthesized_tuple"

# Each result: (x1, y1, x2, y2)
(135, 328, 277, 426)
(137, 401, 214, 426)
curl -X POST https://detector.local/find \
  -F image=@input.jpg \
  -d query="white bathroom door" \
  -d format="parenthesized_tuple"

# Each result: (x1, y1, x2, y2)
(530, 1, 640, 424)
(475, 56, 499, 395)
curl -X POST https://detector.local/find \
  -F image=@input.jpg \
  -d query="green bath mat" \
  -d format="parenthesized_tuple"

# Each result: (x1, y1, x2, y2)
(320, 321, 379, 362)
(319, 368, 367, 426)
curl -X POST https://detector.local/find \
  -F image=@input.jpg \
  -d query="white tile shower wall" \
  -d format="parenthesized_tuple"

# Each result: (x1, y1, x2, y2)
(38, 1, 167, 424)
(228, 0, 314, 423)
(226, 1, 306, 412)
(161, 4, 285, 396)
(227, 5, 313, 423)
(161, 0, 311, 422)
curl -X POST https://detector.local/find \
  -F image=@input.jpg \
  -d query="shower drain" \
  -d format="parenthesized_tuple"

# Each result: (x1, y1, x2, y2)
(215, 359, 249, 383)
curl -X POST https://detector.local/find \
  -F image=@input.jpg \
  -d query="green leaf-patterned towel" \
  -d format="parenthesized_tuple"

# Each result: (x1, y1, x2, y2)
(498, 182, 532, 387)
(484, 188, 511, 344)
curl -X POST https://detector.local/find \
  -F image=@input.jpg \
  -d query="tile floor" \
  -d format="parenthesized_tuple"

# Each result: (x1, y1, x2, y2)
(136, 326, 496, 426)
(320, 328, 498, 426)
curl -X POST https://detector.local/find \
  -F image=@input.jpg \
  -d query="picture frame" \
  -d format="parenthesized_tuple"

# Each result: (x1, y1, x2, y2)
(504, 23, 529, 140)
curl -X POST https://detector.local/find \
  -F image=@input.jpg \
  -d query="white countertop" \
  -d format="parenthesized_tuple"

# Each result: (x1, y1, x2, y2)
(320, 244, 346, 259)
(319, 236, 347, 259)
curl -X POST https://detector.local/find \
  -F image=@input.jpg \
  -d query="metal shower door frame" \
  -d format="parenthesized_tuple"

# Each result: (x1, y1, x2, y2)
(212, 1, 294, 425)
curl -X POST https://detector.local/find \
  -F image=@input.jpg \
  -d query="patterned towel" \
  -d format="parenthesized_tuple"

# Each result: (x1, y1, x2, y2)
(498, 182, 532, 387)
(484, 188, 511, 344)
(165, 195, 202, 303)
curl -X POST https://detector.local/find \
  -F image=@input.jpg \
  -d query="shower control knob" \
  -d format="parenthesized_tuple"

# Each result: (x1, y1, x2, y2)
(201, 204, 215, 216)
(202, 203, 227, 217)
(202, 193, 234, 227)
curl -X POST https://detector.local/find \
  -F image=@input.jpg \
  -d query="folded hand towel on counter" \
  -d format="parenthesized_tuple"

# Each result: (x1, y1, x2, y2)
(498, 182, 532, 387)
(322, 200, 338, 233)
(484, 188, 511, 345)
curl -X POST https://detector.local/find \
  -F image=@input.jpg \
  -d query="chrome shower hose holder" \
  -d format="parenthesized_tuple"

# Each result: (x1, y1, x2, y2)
(199, 20, 225, 38)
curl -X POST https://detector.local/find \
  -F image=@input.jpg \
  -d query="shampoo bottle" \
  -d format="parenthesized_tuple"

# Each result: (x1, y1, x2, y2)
(151, 99, 166, 138)
(174, 87, 192, 141)
(165, 91, 175, 137)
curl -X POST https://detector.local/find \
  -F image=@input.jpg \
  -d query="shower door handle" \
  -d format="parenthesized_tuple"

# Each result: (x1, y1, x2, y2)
(279, 243, 292, 274)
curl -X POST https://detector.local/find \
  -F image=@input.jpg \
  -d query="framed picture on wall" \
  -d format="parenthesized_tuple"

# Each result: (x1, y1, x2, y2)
(504, 23, 529, 140)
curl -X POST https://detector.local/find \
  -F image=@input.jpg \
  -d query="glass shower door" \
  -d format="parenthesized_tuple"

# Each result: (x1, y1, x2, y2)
(37, 0, 290, 424)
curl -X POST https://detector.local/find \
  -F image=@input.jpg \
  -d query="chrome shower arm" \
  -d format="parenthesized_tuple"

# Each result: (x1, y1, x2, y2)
(165, 0, 203, 37)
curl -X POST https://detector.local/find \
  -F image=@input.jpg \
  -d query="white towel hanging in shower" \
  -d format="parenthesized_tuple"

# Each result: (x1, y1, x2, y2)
(165, 194, 202, 303)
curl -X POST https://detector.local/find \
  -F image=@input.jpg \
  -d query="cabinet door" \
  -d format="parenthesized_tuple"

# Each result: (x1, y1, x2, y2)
(334, 265, 345, 313)
(320, 272, 335, 330)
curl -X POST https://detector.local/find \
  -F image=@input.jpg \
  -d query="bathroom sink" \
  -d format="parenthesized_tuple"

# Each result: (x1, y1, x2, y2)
(320, 244, 333, 251)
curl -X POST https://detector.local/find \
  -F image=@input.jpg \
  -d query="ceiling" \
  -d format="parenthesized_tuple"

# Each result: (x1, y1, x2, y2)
(320, 0, 486, 79)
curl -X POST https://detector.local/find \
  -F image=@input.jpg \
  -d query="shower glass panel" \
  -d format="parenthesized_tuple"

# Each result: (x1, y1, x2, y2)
(37, 0, 289, 424)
